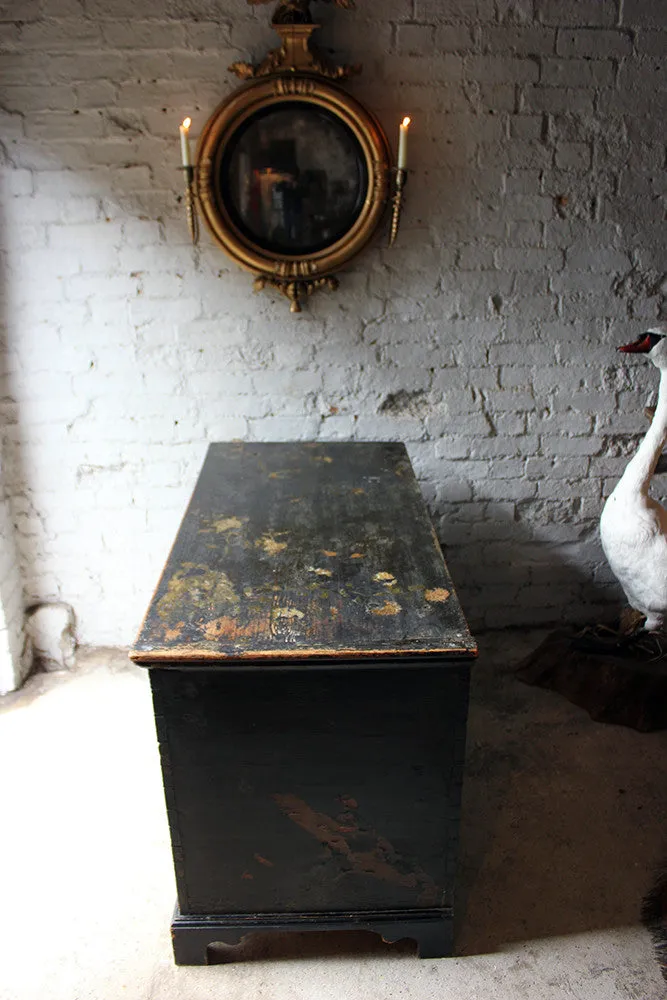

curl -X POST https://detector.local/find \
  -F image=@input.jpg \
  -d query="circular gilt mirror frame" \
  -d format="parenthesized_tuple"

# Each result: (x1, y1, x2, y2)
(194, 23, 391, 312)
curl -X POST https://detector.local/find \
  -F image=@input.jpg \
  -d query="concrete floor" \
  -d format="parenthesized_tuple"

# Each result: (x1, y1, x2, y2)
(1, 630, 665, 1000)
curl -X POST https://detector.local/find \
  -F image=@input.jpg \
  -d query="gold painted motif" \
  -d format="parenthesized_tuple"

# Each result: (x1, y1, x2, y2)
(371, 600, 401, 617)
(425, 588, 451, 603)
(256, 534, 289, 556)
(157, 563, 240, 622)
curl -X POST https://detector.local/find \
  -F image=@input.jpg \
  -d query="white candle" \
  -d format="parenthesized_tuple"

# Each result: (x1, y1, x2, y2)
(397, 116, 411, 171)
(180, 117, 192, 168)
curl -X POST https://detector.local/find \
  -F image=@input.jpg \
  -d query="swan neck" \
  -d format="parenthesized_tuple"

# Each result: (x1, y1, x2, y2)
(620, 369, 667, 492)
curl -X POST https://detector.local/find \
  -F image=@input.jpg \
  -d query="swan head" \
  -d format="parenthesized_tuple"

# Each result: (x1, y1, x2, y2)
(618, 324, 667, 370)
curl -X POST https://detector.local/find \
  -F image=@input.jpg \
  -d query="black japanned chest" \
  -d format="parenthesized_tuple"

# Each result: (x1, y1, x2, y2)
(130, 442, 476, 963)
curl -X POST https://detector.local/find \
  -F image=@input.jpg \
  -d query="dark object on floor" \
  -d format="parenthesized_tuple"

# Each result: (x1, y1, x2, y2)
(131, 442, 477, 964)
(642, 867, 667, 982)
(516, 624, 667, 732)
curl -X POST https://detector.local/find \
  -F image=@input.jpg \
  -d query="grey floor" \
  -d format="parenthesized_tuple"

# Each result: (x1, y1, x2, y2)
(1, 631, 665, 1000)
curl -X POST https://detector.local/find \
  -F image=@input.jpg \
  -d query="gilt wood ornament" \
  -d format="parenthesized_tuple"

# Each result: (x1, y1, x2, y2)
(192, 0, 390, 312)
(229, 23, 360, 82)
(248, 0, 355, 25)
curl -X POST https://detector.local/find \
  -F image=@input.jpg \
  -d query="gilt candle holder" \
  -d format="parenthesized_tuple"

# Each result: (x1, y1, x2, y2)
(389, 167, 408, 247)
(181, 165, 199, 246)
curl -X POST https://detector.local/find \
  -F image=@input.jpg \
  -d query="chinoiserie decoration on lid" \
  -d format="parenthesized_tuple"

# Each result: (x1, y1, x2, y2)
(177, 0, 411, 312)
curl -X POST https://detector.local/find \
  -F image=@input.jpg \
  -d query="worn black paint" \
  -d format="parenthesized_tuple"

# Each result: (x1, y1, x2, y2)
(131, 442, 476, 662)
(132, 442, 476, 963)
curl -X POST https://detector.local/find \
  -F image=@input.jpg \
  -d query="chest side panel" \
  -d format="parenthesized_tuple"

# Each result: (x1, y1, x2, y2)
(151, 663, 470, 915)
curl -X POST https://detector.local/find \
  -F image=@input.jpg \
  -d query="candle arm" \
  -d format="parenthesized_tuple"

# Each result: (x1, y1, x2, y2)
(389, 168, 407, 248)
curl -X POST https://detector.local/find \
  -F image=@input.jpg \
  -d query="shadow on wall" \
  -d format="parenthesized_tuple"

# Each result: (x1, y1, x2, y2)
(440, 499, 619, 632)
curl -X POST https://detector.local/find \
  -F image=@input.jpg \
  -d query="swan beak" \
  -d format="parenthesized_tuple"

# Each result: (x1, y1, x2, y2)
(618, 333, 654, 353)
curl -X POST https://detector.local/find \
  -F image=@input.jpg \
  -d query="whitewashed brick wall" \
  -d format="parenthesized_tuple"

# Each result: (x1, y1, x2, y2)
(0, 0, 665, 677)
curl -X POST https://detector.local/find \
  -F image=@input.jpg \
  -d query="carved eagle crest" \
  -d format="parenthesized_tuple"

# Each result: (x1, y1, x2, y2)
(248, 0, 355, 25)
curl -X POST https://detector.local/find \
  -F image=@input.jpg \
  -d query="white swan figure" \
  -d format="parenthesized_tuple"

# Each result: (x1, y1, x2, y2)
(599, 325, 667, 633)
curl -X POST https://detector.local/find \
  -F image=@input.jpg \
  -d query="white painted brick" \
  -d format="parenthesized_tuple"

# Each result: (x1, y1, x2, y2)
(382, 53, 464, 85)
(76, 80, 119, 111)
(49, 51, 131, 83)
(565, 245, 630, 273)
(557, 28, 633, 58)
(622, 0, 667, 29)
(85, 0, 164, 18)
(526, 456, 590, 478)
(498, 193, 555, 221)
(503, 140, 553, 170)
(433, 437, 476, 460)
(1, 168, 33, 197)
(476, 82, 517, 111)
(508, 115, 544, 141)
(545, 436, 605, 457)
(496, 247, 563, 271)
(541, 57, 616, 88)
(434, 25, 476, 51)
(534, 411, 594, 434)
(495, 412, 529, 434)
(559, 295, 628, 323)
(186, 20, 234, 50)
(102, 20, 187, 49)
(0, 20, 20, 45)
(635, 29, 667, 56)
(481, 25, 555, 54)
(33, 167, 107, 198)
(467, 436, 541, 458)
(129, 295, 200, 326)
(467, 54, 540, 84)
(536, 0, 618, 27)
(598, 85, 667, 116)
(554, 142, 592, 171)
(483, 390, 536, 412)
(397, 24, 436, 54)
(536, 477, 601, 500)
(0, 109, 25, 143)
(248, 416, 321, 441)
(507, 220, 544, 246)
(20, 19, 103, 50)
(523, 86, 595, 113)
(25, 111, 108, 142)
(619, 56, 667, 93)
(487, 455, 528, 476)
(488, 342, 556, 365)
(415, 0, 494, 20)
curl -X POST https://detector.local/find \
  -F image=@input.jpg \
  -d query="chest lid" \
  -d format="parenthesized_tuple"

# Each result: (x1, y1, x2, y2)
(130, 442, 477, 664)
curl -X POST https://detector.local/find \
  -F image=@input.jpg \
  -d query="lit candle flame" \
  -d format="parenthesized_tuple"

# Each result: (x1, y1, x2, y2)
(402, 116, 411, 127)
(182, 117, 191, 130)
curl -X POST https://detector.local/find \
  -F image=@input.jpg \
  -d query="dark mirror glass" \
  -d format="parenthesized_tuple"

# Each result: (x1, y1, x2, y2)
(219, 102, 368, 255)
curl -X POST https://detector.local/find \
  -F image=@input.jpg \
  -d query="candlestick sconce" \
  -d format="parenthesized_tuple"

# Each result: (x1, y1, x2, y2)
(180, 0, 401, 313)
